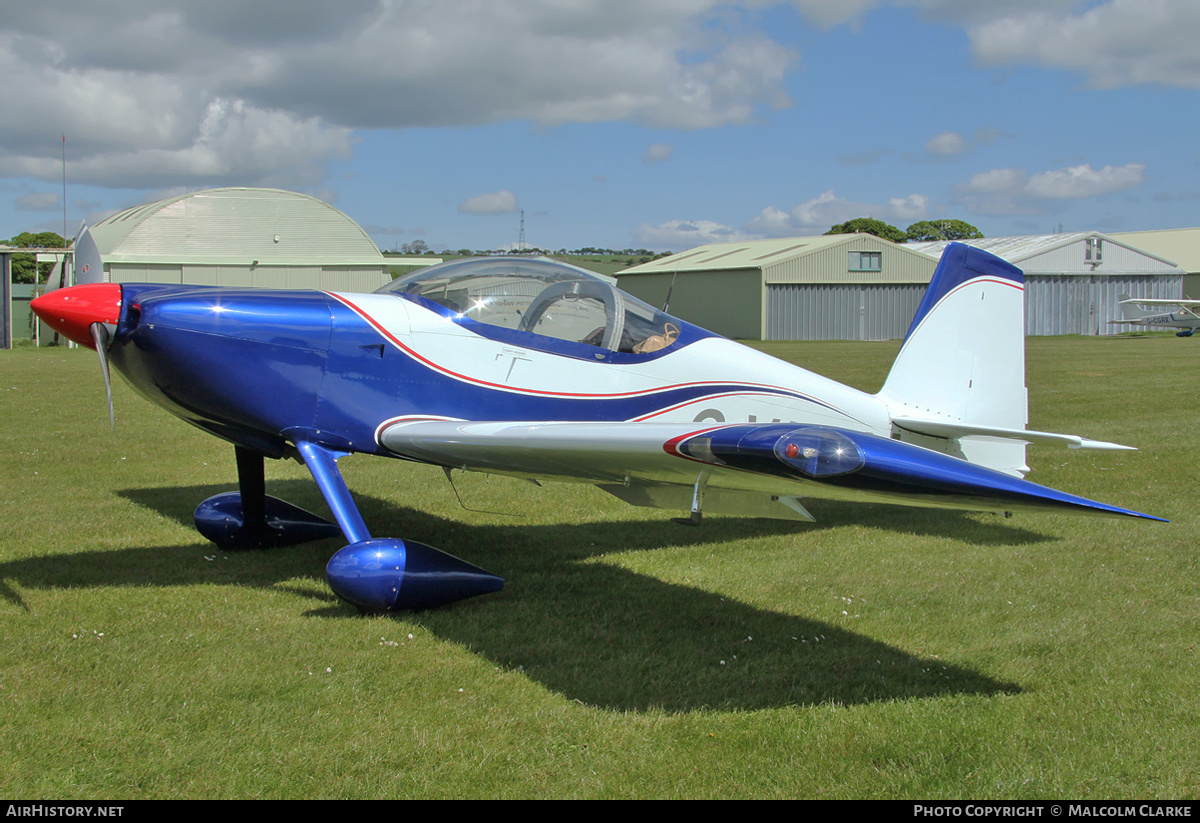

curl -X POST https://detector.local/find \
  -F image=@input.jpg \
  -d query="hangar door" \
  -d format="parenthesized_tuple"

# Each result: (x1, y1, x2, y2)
(766, 283, 924, 341)
(1024, 274, 1184, 336)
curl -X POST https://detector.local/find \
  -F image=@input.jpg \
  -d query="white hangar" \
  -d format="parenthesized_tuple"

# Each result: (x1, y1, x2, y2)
(74, 187, 392, 292)
(909, 232, 1186, 336)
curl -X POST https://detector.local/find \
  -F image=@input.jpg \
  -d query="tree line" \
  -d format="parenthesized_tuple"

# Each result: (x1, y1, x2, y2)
(825, 218, 983, 243)
(4, 231, 65, 283)
(386, 242, 674, 265)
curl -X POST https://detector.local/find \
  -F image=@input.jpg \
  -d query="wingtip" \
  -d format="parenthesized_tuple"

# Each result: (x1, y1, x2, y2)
(1072, 438, 1138, 452)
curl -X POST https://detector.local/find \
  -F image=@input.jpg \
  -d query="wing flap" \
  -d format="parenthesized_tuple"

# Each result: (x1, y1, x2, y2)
(599, 484, 816, 522)
(380, 420, 715, 485)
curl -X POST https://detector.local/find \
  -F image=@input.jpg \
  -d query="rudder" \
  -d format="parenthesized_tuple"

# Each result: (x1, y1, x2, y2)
(1117, 293, 1153, 321)
(878, 243, 1029, 475)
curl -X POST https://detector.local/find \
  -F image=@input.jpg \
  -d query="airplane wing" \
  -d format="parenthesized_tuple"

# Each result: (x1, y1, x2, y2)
(378, 419, 1157, 521)
(1118, 297, 1200, 307)
(380, 420, 818, 520)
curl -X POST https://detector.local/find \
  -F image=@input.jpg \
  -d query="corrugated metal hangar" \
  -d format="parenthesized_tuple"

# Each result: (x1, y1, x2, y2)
(909, 232, 1185, 337)
(74, 187, 392, 292)
(1107, 227, 1200, 298)
(617, 234, 937, 340)
(620, 231, 1186, 341)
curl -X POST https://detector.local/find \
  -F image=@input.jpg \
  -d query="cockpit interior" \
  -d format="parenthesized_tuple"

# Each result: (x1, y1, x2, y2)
(378, 257, 682, 355)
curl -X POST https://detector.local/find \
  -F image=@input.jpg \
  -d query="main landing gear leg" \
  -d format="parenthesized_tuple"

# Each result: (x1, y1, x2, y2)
(294, 440, 504, 612)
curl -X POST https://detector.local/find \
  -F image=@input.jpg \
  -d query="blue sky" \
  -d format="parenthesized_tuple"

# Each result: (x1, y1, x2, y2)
(1, 1, 1197, 252)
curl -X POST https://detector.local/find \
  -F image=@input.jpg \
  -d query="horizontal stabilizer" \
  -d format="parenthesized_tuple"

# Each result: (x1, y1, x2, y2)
(891, 416, 1136, 451)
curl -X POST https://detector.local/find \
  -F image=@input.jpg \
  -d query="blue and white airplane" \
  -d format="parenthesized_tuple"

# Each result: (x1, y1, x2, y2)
(31, 243, 1161, 612)
(1110, 293, 1200, 337)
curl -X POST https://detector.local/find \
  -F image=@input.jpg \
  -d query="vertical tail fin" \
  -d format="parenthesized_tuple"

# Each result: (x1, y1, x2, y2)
(1117, 294, 1153, 321)
(878, 243, 1029, 475)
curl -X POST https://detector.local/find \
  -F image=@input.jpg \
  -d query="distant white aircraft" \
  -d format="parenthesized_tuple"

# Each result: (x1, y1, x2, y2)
(1110, 294, 1200, 337)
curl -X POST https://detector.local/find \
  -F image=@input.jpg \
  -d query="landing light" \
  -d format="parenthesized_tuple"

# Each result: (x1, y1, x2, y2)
(774, 428, 865, 478)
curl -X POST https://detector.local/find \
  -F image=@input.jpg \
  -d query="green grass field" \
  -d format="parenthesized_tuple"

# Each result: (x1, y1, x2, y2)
(0, 336, 1195, 798)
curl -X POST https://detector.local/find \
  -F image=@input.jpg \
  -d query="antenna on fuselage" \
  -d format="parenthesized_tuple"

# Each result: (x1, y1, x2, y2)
(441, 467, 527, 517)
(661, 270, 678, 313)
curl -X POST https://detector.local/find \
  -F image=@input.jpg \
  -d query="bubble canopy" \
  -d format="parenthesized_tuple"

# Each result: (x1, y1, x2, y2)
(377, 257, 685, 356)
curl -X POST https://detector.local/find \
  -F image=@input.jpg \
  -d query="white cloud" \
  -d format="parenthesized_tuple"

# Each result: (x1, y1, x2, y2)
(925, 131, 969, 156)
(1025, 163, 1147, 200)
(919, 127, 1011, 160)
(904, 0, 1077, 27)
(792, 0, 881, 28)
(884, 193, 931, 221)
(956, 162, 1146, 214)
(960, 168, 1027, 195)
(745, 206, 795, 236)
(643, 143, 676, 164)
(458, 190, 519, 215)
(0, 1, 1192, 205)
(748, 189, 930, 235)
(789, 190, 862, 228)
(39, 100, 348, 189)
(942, 0, 1200, 90)
(633, 219, 762, 249)
(0, 2, 800, 189)
(645, 190, 933, 250)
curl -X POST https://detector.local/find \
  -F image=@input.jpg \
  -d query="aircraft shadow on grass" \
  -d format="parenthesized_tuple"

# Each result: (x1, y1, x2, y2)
(0, 479, 1034, 712)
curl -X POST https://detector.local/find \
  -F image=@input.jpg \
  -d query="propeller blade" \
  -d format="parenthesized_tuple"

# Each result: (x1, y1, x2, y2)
(89, 322, 115, 429)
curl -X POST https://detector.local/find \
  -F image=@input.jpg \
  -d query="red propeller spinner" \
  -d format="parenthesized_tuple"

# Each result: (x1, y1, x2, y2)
(30, 284, 122, 349)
